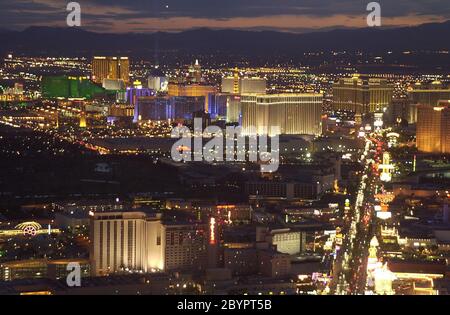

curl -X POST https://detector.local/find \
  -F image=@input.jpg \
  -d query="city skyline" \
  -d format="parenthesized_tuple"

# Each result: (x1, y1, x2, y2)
(1, 0, 450, 300)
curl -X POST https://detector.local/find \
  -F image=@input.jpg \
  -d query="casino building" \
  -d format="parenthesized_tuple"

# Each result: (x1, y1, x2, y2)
(90, 212, 208, 276)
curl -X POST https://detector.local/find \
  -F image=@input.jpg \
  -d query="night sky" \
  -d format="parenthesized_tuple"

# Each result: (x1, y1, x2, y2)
(0, 0, 449, 33)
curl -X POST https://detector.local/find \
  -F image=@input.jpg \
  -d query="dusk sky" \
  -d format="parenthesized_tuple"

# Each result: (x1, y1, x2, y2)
(1, 0, 450, 33)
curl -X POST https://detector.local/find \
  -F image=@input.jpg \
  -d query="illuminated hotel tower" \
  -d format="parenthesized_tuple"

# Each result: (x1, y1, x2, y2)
(408, 81, 450, 122)
(79, 111, 87, 128)
(92, 57, 130, 84)
(167, 83, 216, 113)
(332, 74, 393, 114)
(221, 68, 266, 95)
(241, 93, 323, 136)
(90, 212, 164, 275)
(188, 59, 202, 83)
(90, 212, 208, 276)
(416, 102, 450, 154)
(233, 67, 239, 94)
(79, 102, 87, 128)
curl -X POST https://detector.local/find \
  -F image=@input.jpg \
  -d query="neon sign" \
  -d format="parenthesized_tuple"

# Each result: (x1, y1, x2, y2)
(209, 217, 216, 245)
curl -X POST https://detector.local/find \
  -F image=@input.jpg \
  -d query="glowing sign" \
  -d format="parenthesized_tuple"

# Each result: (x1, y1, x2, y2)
(376, 212, 392, 220)
(380, 172, 392, 182)
(378, 152, 394, 182)
(209, 217, 216, 245)
(218, 205, 236, 225)
(0, 222, 60, 237)
(16, 222, 42, 236)
(335, 227, 343, 246)
(344, 199, 351, 213)
(335, 235, 343, 246)
(387, 132, 399, 138)
(374, 193, 395, 204)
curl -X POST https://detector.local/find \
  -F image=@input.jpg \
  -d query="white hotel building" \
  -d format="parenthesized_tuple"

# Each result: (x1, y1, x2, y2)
(241, 94, 323, 136)
(90, 212, 208, 276)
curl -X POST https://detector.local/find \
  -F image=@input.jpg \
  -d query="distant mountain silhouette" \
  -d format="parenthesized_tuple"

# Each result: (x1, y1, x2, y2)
(1, 21, 450, 56)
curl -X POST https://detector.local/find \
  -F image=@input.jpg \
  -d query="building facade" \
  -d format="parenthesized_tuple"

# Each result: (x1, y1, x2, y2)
(90, 212, 208, 276)
(332, 75, 393, 114)
(241, 94, 323, 136)
(222, 77, 267, 94)
(168, 83, 216, 112)
(407, 82, 450, 123)
(92, 57, 130, 84)
(416, 103, 450, 154)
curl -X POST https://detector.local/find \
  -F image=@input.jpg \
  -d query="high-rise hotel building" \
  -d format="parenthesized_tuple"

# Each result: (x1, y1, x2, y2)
(408, 82, 450, 107)
(90, 212, 208, 276)
(332, 75, 393, 114)
(168, 83, 216, 112)
(407, 81, 450, 123)
(241, 93, 323, 136)
(222, 77, 267, 95)
(416, 102, 450, 154)
(92, 57, 130, 84)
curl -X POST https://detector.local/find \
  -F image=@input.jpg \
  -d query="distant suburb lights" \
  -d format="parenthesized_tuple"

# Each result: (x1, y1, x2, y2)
(65, 2, 382, 29)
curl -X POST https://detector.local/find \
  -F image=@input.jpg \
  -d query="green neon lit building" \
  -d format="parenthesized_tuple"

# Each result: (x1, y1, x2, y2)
(41, 76, 109, 99)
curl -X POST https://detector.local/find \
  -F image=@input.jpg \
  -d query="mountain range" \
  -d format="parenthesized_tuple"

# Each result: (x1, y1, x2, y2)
(1, 21, 450, 56)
